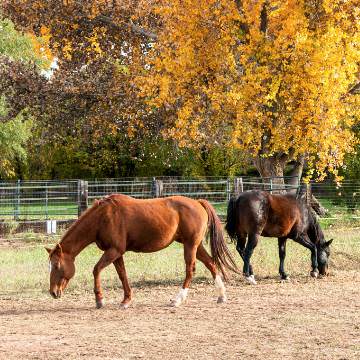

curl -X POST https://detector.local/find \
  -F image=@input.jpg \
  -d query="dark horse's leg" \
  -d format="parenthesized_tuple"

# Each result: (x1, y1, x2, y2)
(196, 243, 227, 303)
(278, 237, 289, 280)
(293, 235, 319, 277)
(113, 256, 132, 309)
(93, 248, 121, 308)
(236, 235, 254, 276)
(243, 233, 259, 284)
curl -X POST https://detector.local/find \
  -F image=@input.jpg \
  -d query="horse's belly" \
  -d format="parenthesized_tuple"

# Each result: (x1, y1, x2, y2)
(125, 223, 179, 253)
(127, 236, 175, 253)
(262, 226, 288, 238)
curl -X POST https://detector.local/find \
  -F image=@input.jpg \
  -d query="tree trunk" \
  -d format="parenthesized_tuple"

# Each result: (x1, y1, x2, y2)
(253, 154, 288, 193)
(254, 153, 327, 215)
(253, 153, 306, 194)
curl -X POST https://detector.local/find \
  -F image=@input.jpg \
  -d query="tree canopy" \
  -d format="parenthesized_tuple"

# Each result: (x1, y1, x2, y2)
(0, 16, 43, 177)
(0, 0, 359, 181)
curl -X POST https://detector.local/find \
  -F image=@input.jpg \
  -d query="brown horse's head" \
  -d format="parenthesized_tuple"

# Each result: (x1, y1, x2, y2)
(45, 244, 75, 298)
(317, 239, 333, 275)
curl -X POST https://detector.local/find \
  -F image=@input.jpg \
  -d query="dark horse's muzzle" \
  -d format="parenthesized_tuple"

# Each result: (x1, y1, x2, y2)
(318, 264, 328, 276)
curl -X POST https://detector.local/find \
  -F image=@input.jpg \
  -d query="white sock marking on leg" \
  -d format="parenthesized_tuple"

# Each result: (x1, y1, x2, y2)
(245, 275, 257, 285)
(214, 275, 226, 297)
(172, 288, 188, 307)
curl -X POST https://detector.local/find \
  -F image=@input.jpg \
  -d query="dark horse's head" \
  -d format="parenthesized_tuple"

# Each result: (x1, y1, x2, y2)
(308, 212, 333, 276)
(45, 244, 75, 298)
(317, 238, 333, 276)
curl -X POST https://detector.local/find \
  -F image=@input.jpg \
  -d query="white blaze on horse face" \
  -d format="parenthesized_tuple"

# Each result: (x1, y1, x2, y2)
(48, 261, 52, 273)
(172, 288, 188, 307)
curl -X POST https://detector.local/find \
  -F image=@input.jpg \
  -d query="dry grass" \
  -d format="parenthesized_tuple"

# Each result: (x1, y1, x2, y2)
(0, 228, 359, 359)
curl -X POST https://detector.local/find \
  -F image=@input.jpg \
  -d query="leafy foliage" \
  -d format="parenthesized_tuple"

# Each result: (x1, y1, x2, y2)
(0, 17, 40, 177)
(0, 1, 359, 180)
(140, 0, 360, 179)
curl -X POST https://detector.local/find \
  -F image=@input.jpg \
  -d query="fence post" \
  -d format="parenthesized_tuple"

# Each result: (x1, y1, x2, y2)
(78, 180, 88, 217)
(233, 177, 244, 196)
(14, 179, 20, 221)
(152, 178, 163, 198)
(226, 178, 231, 201)
(305, 183, 312, 207)
(45, 182, 49, 220)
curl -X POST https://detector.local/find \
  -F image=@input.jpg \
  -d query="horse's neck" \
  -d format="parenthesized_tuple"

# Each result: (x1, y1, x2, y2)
(60, 220, 97, 258)
(310, 218, 325, 245)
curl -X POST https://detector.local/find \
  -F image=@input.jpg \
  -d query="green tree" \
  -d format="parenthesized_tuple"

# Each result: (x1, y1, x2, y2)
(0, 16, 48, 178)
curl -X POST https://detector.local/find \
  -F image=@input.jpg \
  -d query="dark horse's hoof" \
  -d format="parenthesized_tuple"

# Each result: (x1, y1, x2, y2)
(280, 275, 290, 281)
(310, 270, 319, 278)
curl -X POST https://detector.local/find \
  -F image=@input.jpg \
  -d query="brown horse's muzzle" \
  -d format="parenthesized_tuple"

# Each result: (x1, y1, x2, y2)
(50, 289, 62, 299)
(50, 279, 68, 299)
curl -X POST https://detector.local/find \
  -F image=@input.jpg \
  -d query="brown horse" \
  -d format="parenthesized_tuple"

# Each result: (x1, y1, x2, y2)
(225, 190, 333, 284)
(46, 194, 240, 308)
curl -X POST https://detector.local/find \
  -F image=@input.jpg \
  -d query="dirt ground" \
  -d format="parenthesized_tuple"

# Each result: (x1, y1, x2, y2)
(0, 270, 359, 360)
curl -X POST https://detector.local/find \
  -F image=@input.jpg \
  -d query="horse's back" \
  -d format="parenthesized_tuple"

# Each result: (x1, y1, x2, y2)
(235, 191, 303, 237)
(97, 195, 208, 252)
(236, 191, 270, 233)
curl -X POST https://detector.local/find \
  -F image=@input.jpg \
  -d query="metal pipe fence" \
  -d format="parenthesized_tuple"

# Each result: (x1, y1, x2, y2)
(1, 177, 360, 234)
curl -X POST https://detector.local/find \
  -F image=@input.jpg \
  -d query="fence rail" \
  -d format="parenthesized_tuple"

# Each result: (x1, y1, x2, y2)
(1, 177, 360, 233)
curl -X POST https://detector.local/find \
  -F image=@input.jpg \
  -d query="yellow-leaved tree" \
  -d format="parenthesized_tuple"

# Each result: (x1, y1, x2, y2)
(1, 0, 359, 183)
(137, 0, 360, 184)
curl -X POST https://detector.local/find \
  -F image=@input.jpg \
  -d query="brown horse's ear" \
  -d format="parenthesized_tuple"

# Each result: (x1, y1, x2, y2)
(45, 247, 52, 254)
(53, 243, 63, 256)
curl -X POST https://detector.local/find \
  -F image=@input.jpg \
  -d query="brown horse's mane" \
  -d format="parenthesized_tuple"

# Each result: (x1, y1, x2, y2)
(59, 195, 118, 246)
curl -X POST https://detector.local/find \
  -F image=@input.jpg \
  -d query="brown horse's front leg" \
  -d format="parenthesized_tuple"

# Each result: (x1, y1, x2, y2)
(113, 256, 132, 309)
(93, 248, 120, 309)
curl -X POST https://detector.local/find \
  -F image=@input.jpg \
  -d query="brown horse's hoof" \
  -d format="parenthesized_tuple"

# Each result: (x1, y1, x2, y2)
(169, 299, 181, 307)
(96, 299, 104, 309)
(217, 295, 227, 304)
(120, 302, 131, 310)
(310, 270, 319, 278)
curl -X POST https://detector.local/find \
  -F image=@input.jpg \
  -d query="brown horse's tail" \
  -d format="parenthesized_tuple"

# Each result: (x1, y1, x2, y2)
(198, 199, 241, 280)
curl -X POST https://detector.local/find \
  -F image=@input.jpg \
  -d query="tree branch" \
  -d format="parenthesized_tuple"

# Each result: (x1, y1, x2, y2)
(95, 15, 158, 41)
(348, 82, 360, 95)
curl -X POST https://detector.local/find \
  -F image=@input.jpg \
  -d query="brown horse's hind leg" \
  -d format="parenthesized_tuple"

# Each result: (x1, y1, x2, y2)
(196, 243, 227, 303)
(113, 256, 132, 309)
(171, 244, 197, 307)
(93, 248, 121, 308)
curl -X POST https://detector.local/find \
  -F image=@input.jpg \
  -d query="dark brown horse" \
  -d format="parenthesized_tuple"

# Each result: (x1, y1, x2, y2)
(46, 194, 240, 308)
(225, 190, 333, 284)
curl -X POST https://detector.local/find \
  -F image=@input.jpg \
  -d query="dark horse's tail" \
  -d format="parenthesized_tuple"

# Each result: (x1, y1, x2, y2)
(225, 196, 238, 242)
(198, 199, 241, 280)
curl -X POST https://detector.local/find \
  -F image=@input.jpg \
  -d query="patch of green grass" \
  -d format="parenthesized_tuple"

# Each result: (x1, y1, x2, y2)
(1, 228, 359, 295)
(213, 202, 227, 215)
